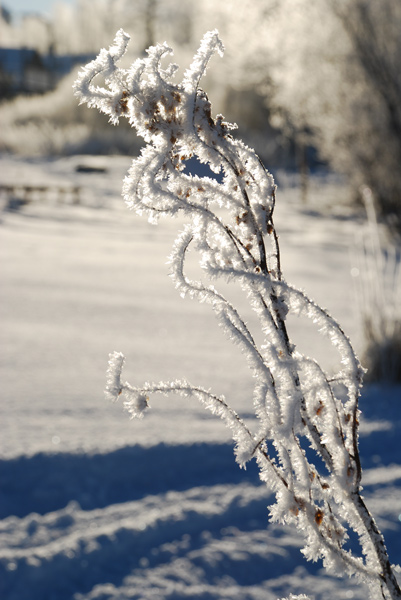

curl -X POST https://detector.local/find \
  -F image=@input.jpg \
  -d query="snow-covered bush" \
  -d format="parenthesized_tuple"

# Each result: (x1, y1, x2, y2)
(74, 30, 401, 599)
(265, 0, 401, 231)
(352, 187, 401, 383)
(0, 70, 142, 157)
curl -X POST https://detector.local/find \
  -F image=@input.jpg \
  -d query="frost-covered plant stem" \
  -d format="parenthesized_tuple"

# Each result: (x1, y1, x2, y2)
(74, 30, 401, 599)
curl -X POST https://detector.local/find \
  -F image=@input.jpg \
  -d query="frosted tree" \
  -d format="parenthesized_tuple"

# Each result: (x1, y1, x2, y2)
(74, 30, 401, 599)
(263, 0, 401, 230)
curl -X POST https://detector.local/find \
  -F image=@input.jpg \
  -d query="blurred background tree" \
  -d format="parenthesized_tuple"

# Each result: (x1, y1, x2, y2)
(1, 0, 401, 231)
(266, 0, 401, 232)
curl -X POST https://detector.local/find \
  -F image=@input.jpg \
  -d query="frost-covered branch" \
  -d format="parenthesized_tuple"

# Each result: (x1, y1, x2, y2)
(75, 30, 401, 600)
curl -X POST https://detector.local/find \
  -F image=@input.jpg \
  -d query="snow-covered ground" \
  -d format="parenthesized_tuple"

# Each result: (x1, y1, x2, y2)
(0, 155, 400, 599)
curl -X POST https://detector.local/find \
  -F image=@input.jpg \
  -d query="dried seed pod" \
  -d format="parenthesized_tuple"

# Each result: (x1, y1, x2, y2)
(315, 510, 324, 526)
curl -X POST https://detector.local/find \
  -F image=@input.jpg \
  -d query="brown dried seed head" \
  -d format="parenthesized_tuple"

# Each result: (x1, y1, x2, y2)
(119, 91, 129, 114)
(316, 401, 324, 416)
(315, 510, 324, 526)
(235, 211, 249, 225)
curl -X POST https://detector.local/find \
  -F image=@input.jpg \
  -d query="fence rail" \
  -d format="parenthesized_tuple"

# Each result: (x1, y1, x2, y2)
(0, 183, 81, 206)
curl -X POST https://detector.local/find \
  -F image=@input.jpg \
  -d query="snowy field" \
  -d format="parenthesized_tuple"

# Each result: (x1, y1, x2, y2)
(0, 154, 400, 599)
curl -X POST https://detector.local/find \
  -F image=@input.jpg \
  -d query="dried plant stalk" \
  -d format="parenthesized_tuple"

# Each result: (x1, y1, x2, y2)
(74, 30, 401, 599)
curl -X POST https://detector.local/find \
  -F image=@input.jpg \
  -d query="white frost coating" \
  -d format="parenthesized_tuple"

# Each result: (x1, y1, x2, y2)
(75, 31, 401, 600)
(123, 389, 149, 419)
(105, 351, 125, 402)
(105, 351, 149, 418)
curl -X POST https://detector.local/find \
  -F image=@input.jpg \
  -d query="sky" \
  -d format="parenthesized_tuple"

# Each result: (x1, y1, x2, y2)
(3, 0, 76, 19)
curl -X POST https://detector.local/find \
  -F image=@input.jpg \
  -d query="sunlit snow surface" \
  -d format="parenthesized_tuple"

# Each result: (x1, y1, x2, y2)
(0, 155, 400, 599)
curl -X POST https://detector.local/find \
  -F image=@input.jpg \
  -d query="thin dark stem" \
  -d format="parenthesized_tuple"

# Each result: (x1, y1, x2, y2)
(351, 492, 401, 599)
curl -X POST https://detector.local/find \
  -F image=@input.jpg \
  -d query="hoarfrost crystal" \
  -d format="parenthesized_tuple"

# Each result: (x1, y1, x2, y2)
(105, 351, 125, 402)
